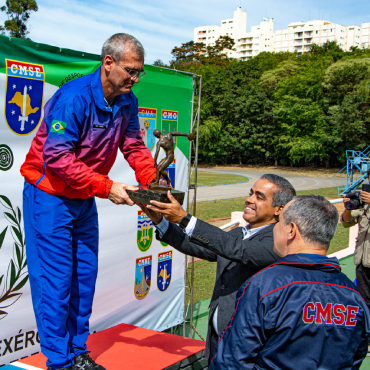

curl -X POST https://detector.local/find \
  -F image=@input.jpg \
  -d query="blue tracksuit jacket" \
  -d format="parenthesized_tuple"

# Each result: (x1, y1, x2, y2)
(211, 254, 370, 370)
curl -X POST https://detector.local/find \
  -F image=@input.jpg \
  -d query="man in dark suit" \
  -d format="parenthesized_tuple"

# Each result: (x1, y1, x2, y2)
(140, 174, 296, 364)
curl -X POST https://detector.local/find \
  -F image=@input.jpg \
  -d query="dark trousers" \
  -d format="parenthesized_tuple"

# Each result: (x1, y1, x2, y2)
(356, 263, 370, 312)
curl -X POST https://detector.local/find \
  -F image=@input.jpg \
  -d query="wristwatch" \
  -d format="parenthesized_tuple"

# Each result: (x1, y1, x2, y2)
(179, 213, 192, 230)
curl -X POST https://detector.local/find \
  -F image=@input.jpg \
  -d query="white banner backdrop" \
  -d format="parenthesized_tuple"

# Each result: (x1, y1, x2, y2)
(0, 46, 190, 365)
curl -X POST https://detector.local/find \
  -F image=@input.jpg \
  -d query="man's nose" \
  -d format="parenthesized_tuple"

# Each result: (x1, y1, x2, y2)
(245, 195, 254, 204)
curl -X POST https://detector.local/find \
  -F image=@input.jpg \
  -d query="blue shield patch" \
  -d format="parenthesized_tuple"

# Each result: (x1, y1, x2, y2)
(5, 59, 45, 136)
(157, 251, 172, 292)
(135, 256, 152, 300)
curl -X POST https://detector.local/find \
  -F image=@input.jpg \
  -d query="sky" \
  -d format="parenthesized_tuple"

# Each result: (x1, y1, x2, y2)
(0, 0, 369, 65)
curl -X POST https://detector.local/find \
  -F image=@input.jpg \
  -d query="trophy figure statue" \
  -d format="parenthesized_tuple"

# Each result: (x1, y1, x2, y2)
(127, 129, 195, 205)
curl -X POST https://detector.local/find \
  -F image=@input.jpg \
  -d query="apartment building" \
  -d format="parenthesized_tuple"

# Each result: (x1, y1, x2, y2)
(193, 8, 369, 61)
(361, 23, 370, 48)
(274, 20, 365, 54)
(193, 7, 246, 58)
(236, 18, 274, 61)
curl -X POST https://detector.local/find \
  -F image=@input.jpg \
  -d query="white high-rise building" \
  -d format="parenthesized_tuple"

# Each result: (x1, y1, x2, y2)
(236, 18, 274, 61)
(274, 20, 365, 55)
(193, 8, 369, 61)
(193, 7, 247, 58)
(361, 23, 370, 48)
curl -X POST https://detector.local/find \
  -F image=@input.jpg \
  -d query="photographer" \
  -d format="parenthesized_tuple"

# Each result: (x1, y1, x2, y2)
(341, 170, 370, 313)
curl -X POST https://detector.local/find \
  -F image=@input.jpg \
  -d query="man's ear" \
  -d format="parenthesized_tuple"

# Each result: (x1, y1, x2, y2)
(275, 205, 284, 216)
(288, 222, 297, 241)
(103, 55, 114, 72)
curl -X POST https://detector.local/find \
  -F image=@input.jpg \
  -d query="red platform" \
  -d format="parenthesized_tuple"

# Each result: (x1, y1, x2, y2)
(16, 323, 205, 370)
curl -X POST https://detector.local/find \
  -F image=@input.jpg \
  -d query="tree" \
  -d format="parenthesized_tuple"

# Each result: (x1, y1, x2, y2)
(206, 35, 236, 59)
(309, 40, 344, 62)
(0, 0, 38, 39)
(170, 35, 236, 67)
(322, 58, 370, 106)
(171, 41, 206, 63)
(152, 59, 167, 67)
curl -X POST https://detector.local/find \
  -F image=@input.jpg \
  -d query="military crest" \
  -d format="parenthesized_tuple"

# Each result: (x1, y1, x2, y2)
(5, 59, 44, 136)
(160, 241, 169, 247)
(161, 110, 178, 148)
(137, 210, 153, 252)
(157, 251, 172, 292)
(134, 256, 152, 300)
(139, 107, 156, 152)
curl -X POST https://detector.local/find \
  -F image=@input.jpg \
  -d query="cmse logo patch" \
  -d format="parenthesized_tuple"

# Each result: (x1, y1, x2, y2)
(137, 210, 153, 252)
(134, 256, 152, 300)
(161, 110, 178, 148)
(139, 107, 156, 152)
(157, 251, 172, 292)
(5, 59, 44, 136)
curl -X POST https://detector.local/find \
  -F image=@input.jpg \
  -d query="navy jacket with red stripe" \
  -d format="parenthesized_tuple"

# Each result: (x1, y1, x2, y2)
(211, 253, 370, 370)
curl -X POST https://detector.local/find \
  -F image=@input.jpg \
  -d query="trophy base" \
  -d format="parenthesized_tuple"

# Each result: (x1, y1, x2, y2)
(127, 186, 185, 205)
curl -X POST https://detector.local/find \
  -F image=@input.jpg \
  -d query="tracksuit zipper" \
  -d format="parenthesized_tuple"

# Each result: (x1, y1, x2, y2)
(97, 124, 115, 173)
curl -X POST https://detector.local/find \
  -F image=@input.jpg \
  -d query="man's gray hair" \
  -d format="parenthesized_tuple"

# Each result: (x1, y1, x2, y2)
(101, 33, 145, 63)
(283, 195, 338, 248)
(260, 174, 296, 206)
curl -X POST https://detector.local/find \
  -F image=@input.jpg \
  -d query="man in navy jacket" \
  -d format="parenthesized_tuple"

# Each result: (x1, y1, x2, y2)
(211, 195, 370, 370)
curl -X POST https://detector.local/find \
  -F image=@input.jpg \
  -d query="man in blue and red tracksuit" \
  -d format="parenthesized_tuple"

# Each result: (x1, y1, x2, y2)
(211, 195, 370, 370)
(20, 34, 156, 370)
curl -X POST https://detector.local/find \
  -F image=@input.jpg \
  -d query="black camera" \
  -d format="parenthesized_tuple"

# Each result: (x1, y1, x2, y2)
(345, 184, 370, 210)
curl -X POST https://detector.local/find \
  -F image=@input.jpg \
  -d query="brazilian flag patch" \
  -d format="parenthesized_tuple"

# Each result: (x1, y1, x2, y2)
(50, 120, 67, 134)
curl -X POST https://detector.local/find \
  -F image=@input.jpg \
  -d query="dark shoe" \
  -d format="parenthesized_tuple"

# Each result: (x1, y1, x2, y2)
(47, 366, 77, 370)
(74, 352, 106, 370)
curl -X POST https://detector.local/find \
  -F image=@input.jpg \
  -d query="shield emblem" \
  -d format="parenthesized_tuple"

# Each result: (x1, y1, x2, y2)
(157, 251, 172, 292)
(160, 241, 169, 247)
(137, 210, 153, 252)
(5, 59, 44, 136)
(161, 110, 178, 148)
(139, 107, 156, 152)
(134, 256, 152, 300)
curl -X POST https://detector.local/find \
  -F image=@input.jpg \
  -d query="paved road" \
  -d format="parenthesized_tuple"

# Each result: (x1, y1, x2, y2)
(190, 169, 337, 202)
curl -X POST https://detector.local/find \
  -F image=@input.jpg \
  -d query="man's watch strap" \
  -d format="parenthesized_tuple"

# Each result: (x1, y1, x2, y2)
(179, 213, 192, 230)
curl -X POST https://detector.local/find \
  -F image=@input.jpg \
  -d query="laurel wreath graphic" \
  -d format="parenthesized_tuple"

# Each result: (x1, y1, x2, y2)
(0, 195, 28, 320)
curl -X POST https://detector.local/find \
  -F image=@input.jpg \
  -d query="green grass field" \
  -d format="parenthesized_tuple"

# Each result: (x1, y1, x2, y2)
(190, 171, 248, 187)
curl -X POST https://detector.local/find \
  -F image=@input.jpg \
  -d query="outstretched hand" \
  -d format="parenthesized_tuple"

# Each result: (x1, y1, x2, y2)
(108, 182, 138, 206)
(147, 190, 187, 224)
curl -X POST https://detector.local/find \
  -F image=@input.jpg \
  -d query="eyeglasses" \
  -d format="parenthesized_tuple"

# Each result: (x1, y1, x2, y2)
(116, 61, 146, 79)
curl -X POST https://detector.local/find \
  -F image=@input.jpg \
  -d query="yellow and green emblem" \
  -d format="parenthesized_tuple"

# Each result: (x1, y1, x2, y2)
(50, 120, 67, 134)
(137, 210, 153, 252)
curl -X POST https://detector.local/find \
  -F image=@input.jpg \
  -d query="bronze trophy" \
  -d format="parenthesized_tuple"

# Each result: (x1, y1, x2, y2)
(127, 129, 195, 205)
